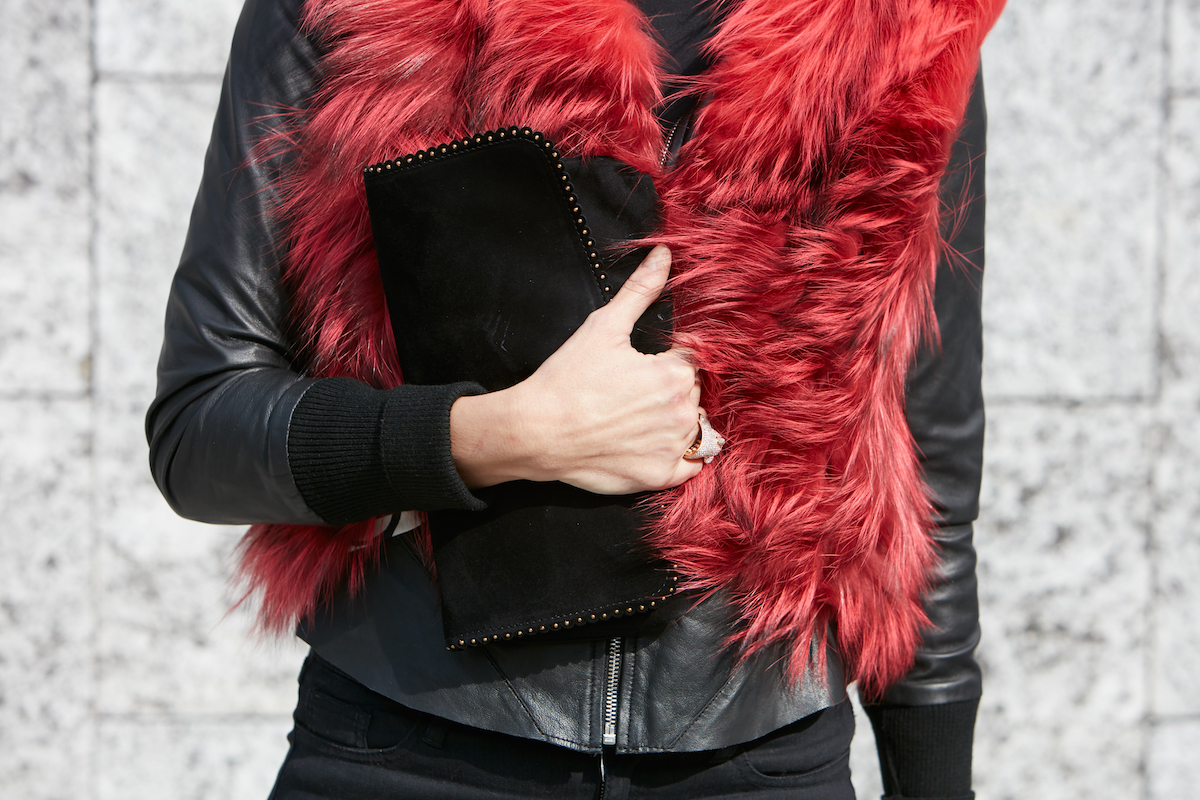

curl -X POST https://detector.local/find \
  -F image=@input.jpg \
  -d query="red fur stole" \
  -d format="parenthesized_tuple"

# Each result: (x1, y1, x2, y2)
(238, 0, 1004, 697)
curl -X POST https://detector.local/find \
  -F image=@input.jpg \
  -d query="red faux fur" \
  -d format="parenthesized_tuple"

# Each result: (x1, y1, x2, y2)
(236, 0, 1003, 698)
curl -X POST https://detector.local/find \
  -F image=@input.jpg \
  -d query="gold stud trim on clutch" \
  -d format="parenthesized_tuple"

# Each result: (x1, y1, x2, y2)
(364, 126, 617, 302)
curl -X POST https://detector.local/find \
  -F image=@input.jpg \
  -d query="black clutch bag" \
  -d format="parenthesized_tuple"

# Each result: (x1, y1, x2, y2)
(363, 127, 678, 649)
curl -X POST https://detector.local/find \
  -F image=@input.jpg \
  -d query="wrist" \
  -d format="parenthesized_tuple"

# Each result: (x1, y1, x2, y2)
(450, 386, 551, 488)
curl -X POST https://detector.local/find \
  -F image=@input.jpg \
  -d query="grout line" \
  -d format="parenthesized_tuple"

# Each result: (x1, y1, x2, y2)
(985, 394, 1158, 408)
(1142, 3, 1173, 798)
(1149, 712, 1200, 725)
(87, 0, 100, 796)
(1151, 28, 1170, 410)
(94, 713, 295, 724)
(0, 391, 92, 402)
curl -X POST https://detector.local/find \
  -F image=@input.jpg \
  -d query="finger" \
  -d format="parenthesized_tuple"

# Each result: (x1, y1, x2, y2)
(668, 456, 705, 487)
(595, 245, 670, 332)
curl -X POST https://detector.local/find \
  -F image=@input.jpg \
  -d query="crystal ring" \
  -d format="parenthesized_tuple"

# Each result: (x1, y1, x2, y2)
(683, 410, 726, 464)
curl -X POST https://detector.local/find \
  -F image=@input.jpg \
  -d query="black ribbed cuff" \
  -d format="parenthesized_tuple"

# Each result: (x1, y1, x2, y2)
(288, 378, 487, 524)
(864, 699, 978, 800)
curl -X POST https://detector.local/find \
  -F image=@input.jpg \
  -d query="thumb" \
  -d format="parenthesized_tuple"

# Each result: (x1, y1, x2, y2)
(597, 245, 671, 333)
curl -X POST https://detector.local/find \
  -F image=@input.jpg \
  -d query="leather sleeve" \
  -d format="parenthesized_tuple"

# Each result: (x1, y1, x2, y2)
(884, 68, 988, 710)
(861, 67, 987, 800)
(856, 65, 987, 800)
(146, 0, 484, 525)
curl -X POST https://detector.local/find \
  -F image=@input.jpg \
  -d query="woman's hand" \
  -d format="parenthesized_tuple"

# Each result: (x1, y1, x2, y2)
(450, 246, 704, 494)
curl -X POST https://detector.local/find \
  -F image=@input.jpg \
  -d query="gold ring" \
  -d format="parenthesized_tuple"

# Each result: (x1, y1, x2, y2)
(683, 409, 726, 464)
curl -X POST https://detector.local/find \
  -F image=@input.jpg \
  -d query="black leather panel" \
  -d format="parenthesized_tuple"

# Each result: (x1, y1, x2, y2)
(303, 536, 843, 753)
(621, 604, 847, 752)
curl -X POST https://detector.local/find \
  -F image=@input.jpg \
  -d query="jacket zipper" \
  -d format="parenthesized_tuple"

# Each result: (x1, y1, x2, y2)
(602, 636, 622, 746)
(598, 636, 622, 799)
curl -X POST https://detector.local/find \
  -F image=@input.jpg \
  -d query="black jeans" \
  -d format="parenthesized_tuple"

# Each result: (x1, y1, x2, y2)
(268, 654, 856, 800)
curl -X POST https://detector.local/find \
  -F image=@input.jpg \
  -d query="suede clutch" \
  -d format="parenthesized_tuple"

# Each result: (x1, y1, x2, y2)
(364, 127, 678, 649)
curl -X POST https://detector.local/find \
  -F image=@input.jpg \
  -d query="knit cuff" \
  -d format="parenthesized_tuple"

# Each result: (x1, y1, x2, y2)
(288, 378, 487, 524)
(864, 699, 978, 800)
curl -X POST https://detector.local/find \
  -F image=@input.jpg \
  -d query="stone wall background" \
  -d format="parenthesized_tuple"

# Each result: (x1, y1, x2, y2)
(1, 0, 1196, 797)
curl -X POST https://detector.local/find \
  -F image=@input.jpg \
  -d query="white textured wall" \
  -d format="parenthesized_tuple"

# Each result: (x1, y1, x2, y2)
(1, 0, 1196, 797)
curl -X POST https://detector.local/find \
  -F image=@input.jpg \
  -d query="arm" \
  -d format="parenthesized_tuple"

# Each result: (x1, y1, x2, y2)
(146, 0, 494, 525)
(863, 68, 988, 800)
(146, 0, 701, 527)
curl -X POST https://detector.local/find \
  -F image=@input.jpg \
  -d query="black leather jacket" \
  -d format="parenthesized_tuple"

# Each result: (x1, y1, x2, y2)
(148, 0, 985, 758)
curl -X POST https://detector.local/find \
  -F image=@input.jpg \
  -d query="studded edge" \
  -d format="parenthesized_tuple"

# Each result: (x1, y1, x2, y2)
(443, 574, 682, 651)
(363, 126, 613, 301)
